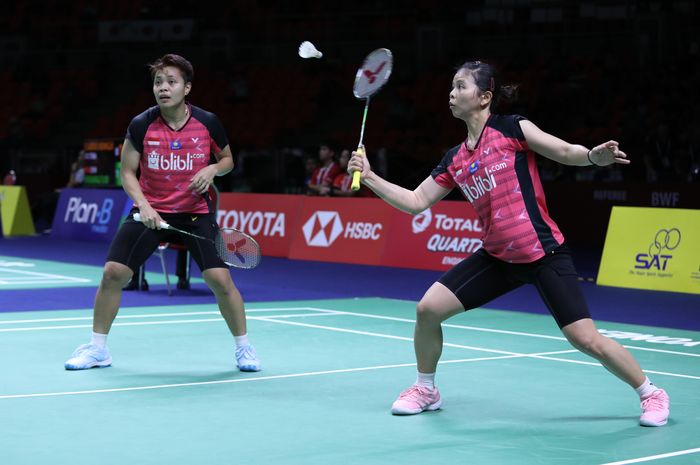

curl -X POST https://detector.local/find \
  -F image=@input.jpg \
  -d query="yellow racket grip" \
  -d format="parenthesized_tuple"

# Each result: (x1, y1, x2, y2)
(351, 146, 365, 191)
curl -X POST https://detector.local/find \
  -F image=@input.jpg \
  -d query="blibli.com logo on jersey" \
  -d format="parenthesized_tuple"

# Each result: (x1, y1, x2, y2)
(459, 162, 507, 202)
(147, 150, 200, 171)
(64, 197, 114, 233)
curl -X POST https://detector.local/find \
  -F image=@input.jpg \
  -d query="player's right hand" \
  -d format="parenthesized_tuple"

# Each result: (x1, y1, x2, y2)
(137, 205, 164, 230)
(348, 146, 371, 178)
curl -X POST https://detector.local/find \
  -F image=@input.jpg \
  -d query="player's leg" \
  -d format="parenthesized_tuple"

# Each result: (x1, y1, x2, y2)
(392, 250, 521, 415)
(186, 214, 261, 372)
(533, 250, 669, 426)
(201, 267, 260, 372)
(65, 216, 160, 370)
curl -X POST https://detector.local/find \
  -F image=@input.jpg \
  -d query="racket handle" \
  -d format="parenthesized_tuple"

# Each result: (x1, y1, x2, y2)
(133, 213, 170, 230)
(351, 146, 365, 191)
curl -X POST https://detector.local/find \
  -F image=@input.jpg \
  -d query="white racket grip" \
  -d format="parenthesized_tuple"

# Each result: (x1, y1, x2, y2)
(133, 213, 170, 229)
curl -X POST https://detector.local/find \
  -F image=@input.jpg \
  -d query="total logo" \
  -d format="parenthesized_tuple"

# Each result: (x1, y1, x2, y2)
(302, 211, 382, 247)
(63, 197, 113, 233)
(635, 228, 681, 271)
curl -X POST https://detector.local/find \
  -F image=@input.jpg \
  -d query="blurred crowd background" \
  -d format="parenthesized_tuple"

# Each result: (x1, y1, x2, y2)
(0, 0, 698, 225)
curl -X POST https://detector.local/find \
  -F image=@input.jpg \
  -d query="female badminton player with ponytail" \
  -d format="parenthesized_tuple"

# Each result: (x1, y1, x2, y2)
(348, 60, 669, 426)
(65, 54, 261, 372)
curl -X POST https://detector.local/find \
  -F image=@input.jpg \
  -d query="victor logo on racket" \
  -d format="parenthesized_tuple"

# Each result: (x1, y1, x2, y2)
(350, 48, 393, 191)
(133, 213, 261, 269)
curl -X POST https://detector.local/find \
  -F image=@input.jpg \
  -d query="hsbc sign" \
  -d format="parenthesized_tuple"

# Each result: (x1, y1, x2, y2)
(302, 211, 344, 247)
(301, 210, 384, 247)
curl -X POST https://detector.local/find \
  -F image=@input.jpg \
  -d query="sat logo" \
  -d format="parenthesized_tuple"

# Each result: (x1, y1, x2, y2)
(635, 228, 681, 271)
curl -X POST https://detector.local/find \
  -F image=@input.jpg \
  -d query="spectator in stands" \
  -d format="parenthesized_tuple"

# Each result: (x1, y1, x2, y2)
(330, 149, 356, 197)
(303, 155, 319, 192)
(66, 150, 86, 188)
(306, 141, 341, 196)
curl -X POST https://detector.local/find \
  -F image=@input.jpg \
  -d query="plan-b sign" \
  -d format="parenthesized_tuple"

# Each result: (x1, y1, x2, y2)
(217, 193, 304, 257)
(51, 188, 132, 242)
(289, 197, 393, 265)
(382, 201, 483, 270)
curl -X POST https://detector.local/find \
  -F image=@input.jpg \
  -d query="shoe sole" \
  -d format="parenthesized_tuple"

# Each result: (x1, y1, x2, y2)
(639, 418, 668, 427)
(391, 398, 443, 415)
(65, 358, 113, 370)
(238, 365, 261, 372)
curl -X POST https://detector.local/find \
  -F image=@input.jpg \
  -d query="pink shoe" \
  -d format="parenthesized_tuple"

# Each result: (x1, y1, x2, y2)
(639, 389, 670, 427)
(391, 385, 442, 415)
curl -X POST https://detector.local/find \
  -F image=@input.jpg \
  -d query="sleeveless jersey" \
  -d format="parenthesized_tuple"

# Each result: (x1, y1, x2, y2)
(431, 114, 564, 263)
(125, 103, 228, 214)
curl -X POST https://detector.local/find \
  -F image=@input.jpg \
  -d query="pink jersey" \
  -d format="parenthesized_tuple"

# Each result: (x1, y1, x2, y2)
(432, 114, 564, 263)
(125, 103, 228, 214)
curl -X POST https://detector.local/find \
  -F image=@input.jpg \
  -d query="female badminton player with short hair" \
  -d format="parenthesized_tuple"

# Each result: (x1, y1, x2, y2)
(348, 60, 669, 426)
(65, 54, 261, 372)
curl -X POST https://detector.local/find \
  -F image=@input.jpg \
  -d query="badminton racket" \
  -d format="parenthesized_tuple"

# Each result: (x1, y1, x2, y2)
(133, 213, 261, 269)
(351, 48, 393, 191)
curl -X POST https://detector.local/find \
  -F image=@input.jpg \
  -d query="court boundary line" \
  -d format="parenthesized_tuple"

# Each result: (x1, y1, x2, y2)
(2, 305, 699, 359)
(257, 317, 700, 381)
(598, 447, 700, 465)
(0, 349, 576, 400)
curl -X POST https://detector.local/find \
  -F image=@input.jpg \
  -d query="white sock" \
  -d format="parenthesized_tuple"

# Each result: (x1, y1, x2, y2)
(635, 377, 659, 398)
(91, 332, 108, 349)
(234, 334, 250, 348)
(415, 372, 436, 389)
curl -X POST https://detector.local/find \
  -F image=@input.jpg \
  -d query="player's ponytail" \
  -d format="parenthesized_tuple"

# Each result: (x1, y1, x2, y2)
(458, 60, 518, 109)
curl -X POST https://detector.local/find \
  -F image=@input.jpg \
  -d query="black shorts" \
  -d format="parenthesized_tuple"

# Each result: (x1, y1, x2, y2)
(438, 244, 591, 328)
(105, 209, 226, 275)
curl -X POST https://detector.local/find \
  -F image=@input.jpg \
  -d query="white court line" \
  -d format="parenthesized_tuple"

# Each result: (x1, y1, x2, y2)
(0, 349, 576, 400)
(0, 307, 329, 325)
(0, 268, 91, 283)
(258, 317, 700, 381)
(0, 314, 335, 333)
(305, 307, 700, 359)
(3, 306, 699, 360)
(599, 447, 700, 465)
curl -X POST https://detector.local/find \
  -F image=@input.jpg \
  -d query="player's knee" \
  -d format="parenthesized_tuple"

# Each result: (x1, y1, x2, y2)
(102, 263, 132, 287)
(568, 332, 605, 357)
(416, 300, 440, 323)
(207, 276, 234, 295)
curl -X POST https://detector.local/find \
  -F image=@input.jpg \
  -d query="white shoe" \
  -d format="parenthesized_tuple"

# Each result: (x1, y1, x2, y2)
(235, 345, 261, 372)
(65, 343, 112, 370)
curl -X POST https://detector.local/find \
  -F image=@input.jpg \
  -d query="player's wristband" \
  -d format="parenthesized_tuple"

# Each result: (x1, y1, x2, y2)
(587, 149, 597, 166)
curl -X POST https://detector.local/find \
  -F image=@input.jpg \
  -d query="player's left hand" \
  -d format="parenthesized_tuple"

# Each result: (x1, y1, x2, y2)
(590, 141, 630, 166)
(189, 166, 217, 194)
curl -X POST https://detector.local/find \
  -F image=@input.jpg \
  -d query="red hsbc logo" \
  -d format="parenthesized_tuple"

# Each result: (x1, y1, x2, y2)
(302, 210, 384, 247)
(302, 211, 344, 247)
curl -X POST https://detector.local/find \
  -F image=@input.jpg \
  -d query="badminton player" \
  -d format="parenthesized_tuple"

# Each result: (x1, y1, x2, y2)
(65, 54, 261, 372)
(348, 60, 669, 426)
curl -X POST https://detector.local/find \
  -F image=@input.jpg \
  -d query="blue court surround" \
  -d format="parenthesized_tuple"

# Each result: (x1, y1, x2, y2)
(1, 235, 698, 331)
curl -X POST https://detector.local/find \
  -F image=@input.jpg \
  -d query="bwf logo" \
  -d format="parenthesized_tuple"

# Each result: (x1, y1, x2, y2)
(302, 211, 343, 247)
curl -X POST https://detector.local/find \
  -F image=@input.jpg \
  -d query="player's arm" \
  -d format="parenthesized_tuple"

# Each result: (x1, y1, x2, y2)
(348, 150, 449, 214)
(189, 145, 234, 194)
(121, 138, 162, 228)
(519, 120, 630, 167)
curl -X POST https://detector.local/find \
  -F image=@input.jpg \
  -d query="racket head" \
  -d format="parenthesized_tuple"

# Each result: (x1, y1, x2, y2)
(215, 229, 262, 269)
(353, 48, 393, 99)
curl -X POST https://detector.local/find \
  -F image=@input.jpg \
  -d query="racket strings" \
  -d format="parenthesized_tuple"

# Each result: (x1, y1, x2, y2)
(215, 230, 261, 268)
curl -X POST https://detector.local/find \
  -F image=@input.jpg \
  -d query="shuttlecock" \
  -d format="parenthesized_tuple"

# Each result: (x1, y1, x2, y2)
(299, 41, 322, 59)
